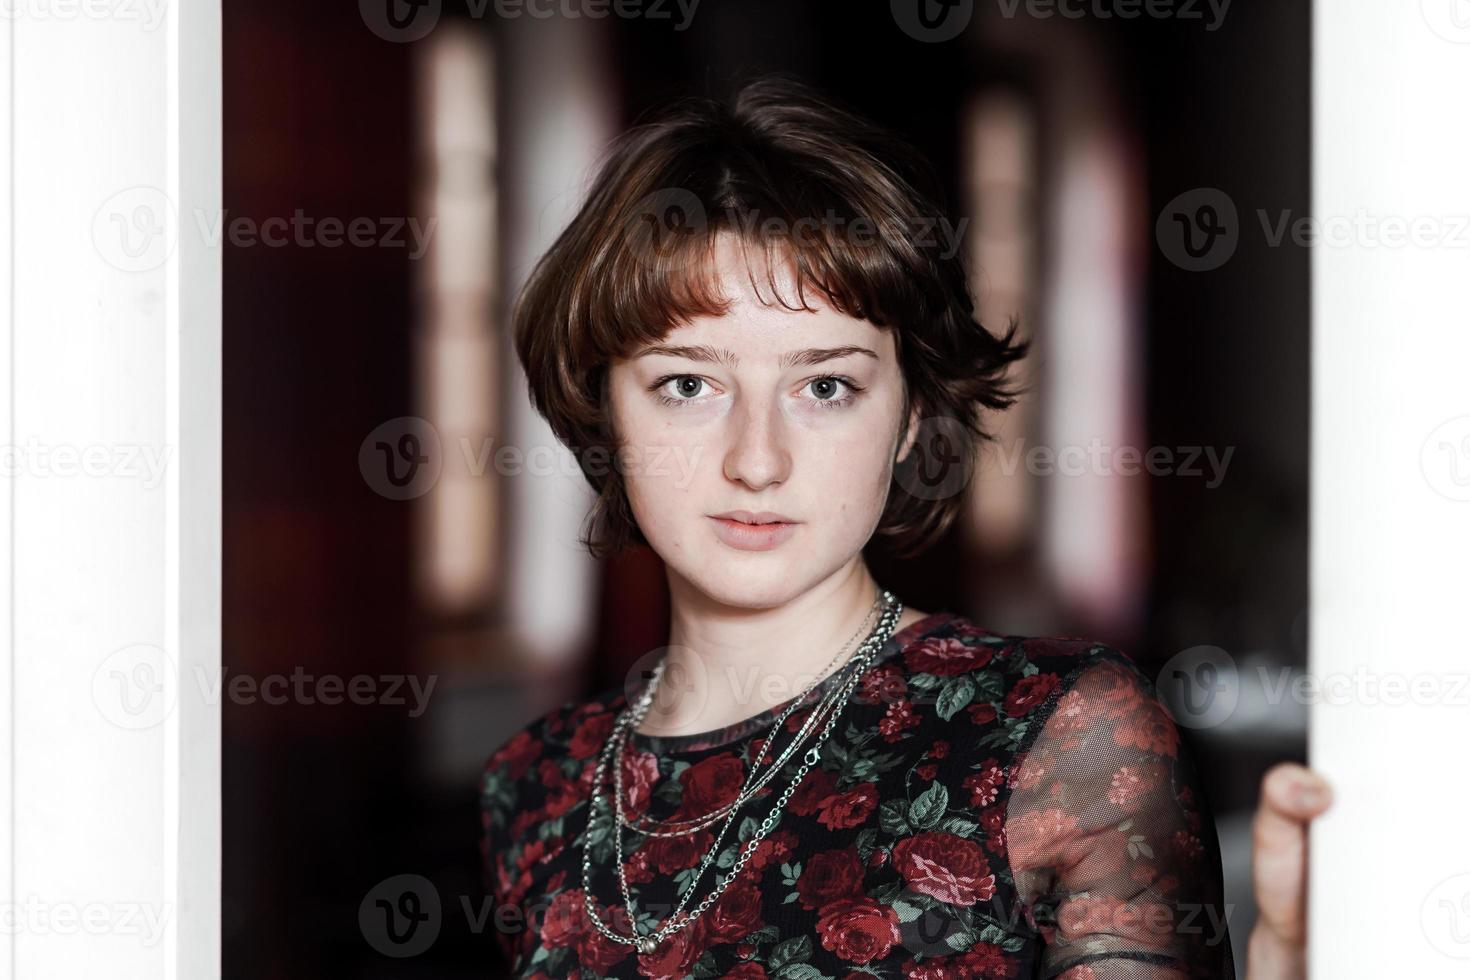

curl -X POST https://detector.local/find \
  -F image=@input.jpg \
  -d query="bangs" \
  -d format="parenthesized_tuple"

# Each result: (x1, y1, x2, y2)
(580, 150, 952, 362)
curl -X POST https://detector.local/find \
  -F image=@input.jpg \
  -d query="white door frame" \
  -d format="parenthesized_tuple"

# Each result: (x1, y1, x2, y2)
(1312, 1, 1470, 976)
(0, 2, 221, 978)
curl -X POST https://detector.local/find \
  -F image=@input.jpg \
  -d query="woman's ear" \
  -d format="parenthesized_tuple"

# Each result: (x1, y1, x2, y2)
(894, 403, 922, 464)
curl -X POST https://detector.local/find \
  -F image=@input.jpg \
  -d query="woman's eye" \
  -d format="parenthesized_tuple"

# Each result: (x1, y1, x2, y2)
(802, 376, 863, 407)
(653, 375, 712, 405)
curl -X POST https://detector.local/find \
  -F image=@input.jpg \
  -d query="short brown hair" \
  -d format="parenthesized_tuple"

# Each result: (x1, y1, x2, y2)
(512, 74, 1028, 559)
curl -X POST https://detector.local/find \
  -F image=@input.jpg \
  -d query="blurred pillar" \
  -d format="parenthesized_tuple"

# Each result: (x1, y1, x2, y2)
(498, 14, 618, 676)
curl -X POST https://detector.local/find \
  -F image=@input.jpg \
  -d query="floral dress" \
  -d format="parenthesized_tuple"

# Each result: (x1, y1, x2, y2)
(479, 611, 1236, 979)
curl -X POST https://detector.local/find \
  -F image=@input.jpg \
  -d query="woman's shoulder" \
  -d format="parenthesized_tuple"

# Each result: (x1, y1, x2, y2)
(480, 686, 624, 789)
(891, 612, 1163, 746)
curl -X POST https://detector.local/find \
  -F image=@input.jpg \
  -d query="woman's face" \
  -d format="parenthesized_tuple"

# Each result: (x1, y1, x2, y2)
(607, 235, 918, 610)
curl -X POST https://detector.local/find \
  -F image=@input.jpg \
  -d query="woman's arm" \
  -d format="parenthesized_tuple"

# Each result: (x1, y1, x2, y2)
(1246, 762, 1333, 980)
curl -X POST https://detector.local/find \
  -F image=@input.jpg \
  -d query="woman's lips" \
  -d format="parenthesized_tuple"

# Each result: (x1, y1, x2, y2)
(708, 516, 799, 552)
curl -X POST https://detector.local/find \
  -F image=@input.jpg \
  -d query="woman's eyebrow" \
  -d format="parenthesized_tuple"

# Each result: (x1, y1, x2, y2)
(632, 344, 878, 367)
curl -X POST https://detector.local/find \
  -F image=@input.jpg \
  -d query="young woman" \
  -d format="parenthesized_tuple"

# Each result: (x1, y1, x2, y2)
(480, 75, 1316, 978)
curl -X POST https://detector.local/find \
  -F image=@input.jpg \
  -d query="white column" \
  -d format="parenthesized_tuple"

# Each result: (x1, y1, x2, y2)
(500, 15, 616, 670)
(1312, 2, 1470, 976)
(0, 1, 221, 978)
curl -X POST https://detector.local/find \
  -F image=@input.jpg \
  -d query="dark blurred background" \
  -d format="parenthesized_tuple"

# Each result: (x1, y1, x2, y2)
(222, 0, 1308, 975)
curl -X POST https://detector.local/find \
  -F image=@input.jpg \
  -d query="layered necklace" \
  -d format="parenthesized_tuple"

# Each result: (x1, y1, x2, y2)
(578, 590, 904, 955)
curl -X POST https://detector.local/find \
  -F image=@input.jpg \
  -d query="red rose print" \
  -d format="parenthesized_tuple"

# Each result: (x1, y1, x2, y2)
(891, 832, 996, 906)
(905, 636, 994, 677)
(569, 710, 616, 759)
(491, 730, 542, 781)
(818, 783, 878, 830)
(750, 829, 798, 870)
(815, 897, 900, 965)
(796, 848, 865, 909)
(963, 759, 1004, 807)
(959, 941, 1015, 976)
(637, 917, 706, 980)
(979, 807, 1006, 856)
(1112, 700, 1181, 757)
(967, 701, 998, 724)
(1171, 830, 1204, 863)
(1004, 673, 1060, 717)
(638, 828, 715, 875)
(788, 766, 837, 816)
(624, 846, 655, 885)
(878, 700, 920, 741)
(721, 964, 768, 979)
(574, 925, 632, 974)
(1008, 808, 1081, 872)
(901, 953, 975, 979)
(1085, 661, 1147, 717)
(539, 888, 588, 948)
(678, 753, 747, 816)
(619, 748, 661, 816)
(1107, 760, 1166, 811)
(705, 876, 764, 944)
(858, 664, 907, 706)
(917, 763, 938, 781)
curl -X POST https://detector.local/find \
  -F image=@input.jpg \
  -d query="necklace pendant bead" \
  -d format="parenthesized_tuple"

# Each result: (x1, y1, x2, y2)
(635, 935, 656, 954)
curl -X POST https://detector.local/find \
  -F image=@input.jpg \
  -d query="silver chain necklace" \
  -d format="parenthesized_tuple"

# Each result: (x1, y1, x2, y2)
(578, 591, 903, 955)
(616, 594, 883, 837)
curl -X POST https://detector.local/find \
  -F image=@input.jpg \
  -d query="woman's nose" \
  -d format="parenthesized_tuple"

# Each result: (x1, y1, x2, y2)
(722, 399, 793, 490)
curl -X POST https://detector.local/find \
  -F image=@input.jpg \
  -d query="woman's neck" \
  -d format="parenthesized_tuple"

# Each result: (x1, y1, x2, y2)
(635, 560, 927, 737)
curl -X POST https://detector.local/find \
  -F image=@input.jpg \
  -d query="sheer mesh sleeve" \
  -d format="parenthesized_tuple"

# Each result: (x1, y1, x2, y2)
(1006, 652, 1236, 979)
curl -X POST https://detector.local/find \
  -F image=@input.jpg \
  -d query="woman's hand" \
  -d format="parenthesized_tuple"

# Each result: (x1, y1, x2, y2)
(1246, 762, 1334, 979)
